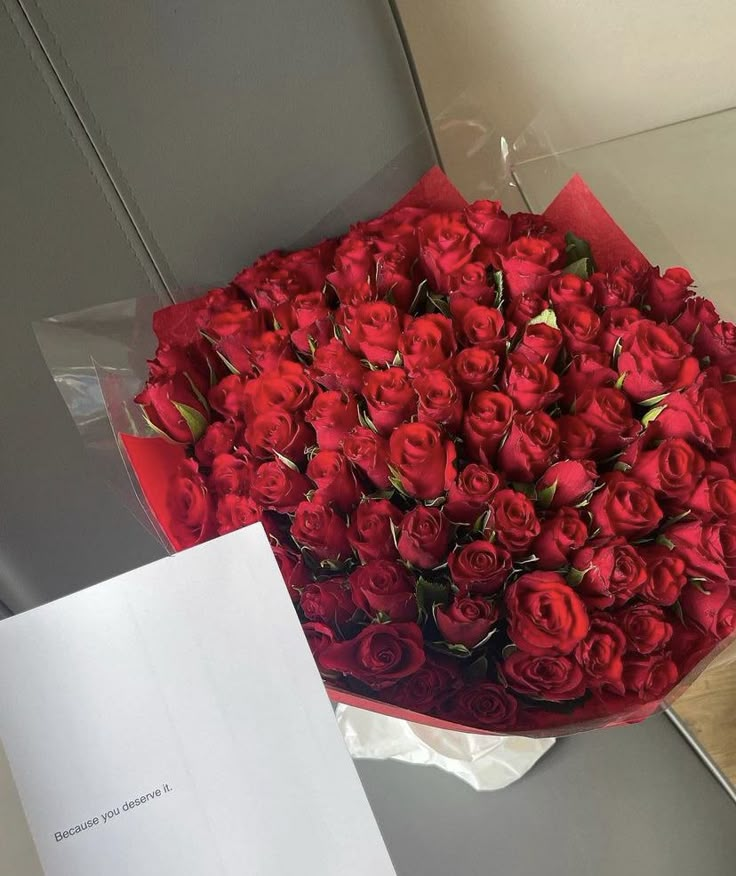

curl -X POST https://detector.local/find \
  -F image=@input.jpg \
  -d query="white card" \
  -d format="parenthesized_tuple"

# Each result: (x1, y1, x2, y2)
(0, 525, 396, 876)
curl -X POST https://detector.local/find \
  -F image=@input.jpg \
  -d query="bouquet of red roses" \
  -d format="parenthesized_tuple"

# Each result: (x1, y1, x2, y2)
(121, 169, 736, 736)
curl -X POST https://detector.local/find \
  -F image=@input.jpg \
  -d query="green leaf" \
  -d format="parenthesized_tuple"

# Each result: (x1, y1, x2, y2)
(307, 335, 318, 356)
(472, 508, 492, 534)
(501, 643, 518, 660)
(215, 350, 241, 375)
(357, 405, 379, 434)
(493, 270, 505, 309)
(389, 518, 400, 550)
(465, 654, 489, 683)
(427, 293, 451, 317)
(417, 577, 450, 614)
(642, 404, 667, 428)
(565, 231, 596, 270)
(640, 393, 669, 407)
(409, 279, 429, 315)
(536, 479, 558, 508)
(391, 349, 403, 367)
(567, 565, 590, 587)
(433, 641, 472, 658)
(657, 535, 675, 550)
(689, 578, 712, 595)
(528, 308, 558, 329)
(614, 372, 627, 390)
(423, 495, 446, 508)
(724, 373, 736, 383)
(613, 460, 632, 472)
(565, 256, 593, 280)
(172, 401, 208, 442)
(273, 450, 299, 472)
(612, 335, 623, 364)
(387, 465, 409, 497)
(140, 409, 173, 441)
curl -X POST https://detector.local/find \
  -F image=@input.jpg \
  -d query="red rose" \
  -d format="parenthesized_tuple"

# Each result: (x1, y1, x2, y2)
(503, 651, 585, 701)
(589, 472, 663, 538)
(310, 338, 365, 393)
(622, 654, 679, 702)
(320, 623, 426, 689)
(667, 520, 728, 583)
(166, 459, 215, 547)
(362, 367, 417, 436)
(147, 339, 214, 398)
(505, 236, 560, 267)
(448, 540, 512, 595)
(695, 320, 736, 374)
(506, 291, 547, 332)
(531, 508, 588, 570)
(245, 409, 313, 462)
(574, 615, 627, 692)
(208, 453, 253, 496)
(506, 572, 589, 655)
(446, 682, 518, 731)
(306, 451, 360, 514)
(652, 384, 732, 451)
(557, 415, 597, 460)
(444, 463, 501, 524)
(353, 301, 404, 364)
(388, 422, 456, 500)
(630, 437, 705, 502)
(215, 494, 262, 535)
(646, 266, 693, 322)
(414, 370, 463, 432)
(669, 622, 718, 676)
(272, 545, 311, 601)
(399, 314, 456, 375)
(464, 199, 510, 248)
(502, 352, 561, 413)
(208, 374, 249, 419)
(242, 362, 316, 418)
(536, 459, 597, 509)
(497, 411, 559, 482)
(304, 391, 359, 451)
(453, 347, 501, 398)
(302, 622, 336, 668)
(617, 256, 652, 292)
(557, 304, 602, 355)
(245, 330, 296, 374)
(680, 581, 730, 634)
(282, 240, 335, 289)
(639, 545, 687, 606)
(195, 421, 237, 466)
(280, 290, 331, 353)
(514, 323, 563, 366)
(328, 236, 374, 294)
(300, 578, 355, 625)
(291, 500, 352, 562)
(418, 212, 479, 291)
(250, 460, 310, 512)
(347, 499, 402, 563)
(342, 427, 391, 489)
(598, 306, 642, 355)
(436, 596, 498, 649)
(573, 539, 648, 609)
(717, 598, 736, 639)
(575, 387, 640, 459)
(721, 521, 736, 578)
(590, 270, 636, 309)
(617, 320, 700, 402)
(397, 505, 451, 569)
(383, 657, 460, 713)
(349, 560, 417, 622)
(501, 245, 553, 298)
(559, 355, 617, 409)
(136, 373, 209, 443)
(689, 477, 736, 521)
(459, 305, 506, 352)
(617, 604, 672, 655)
(375, 245, 415, 310)
(486, 488, 540, 556)
(447, 263, 495, 323)
(548, 273, 595, 310)
(673, 296, 719, 342)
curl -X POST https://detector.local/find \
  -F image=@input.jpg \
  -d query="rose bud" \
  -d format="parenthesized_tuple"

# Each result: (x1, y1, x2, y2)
(166, 458, 215, 548)
(575, 387, 640, 459)
(453, 346, 501, 398)
(310, 338, 365, 393)
(646, 266, 694, 322)
(548, 273, 595, 310)
(306, 450, 361, 514)
(574, 615, 627, 692)
(215, 494, 262, 535)
(696, 320, 736, 375)
(399, 314, 456, 375)
(349, 560, 418, 622)
(347, 499, 403, 563)
(304, 390, 359, 452)
(617, 604, 672, 655)
(505, 291, 547, 334)
(302, 622, 336, 669)
(515, 322, 563, 366)
(418, 212, 479, 293)
(388, 422, 456, 500)
(300, 578, 355, 625)
(375, 244, 414, 310)
(136, 373, 209, 443)
(502, 352, 561, 413)
(559, 356, 617, 409)
(572, 539, 647, 609)
(291, 499, 352, 562)
(651, 384, 732, 451)
(342, 426, 391, 489)
(414, 370, 463, 433)
(497, 411, 560, 482)
(598, 306, 642, 355)
(353, 300, 404, 365)
(502, 651, 586, 701)
(590, 270, 636, 309)
(557, 415, 597, 460)
(383, 656, 461, 713)
(589, 472, 663, 538)
(436, 596, 499, 650)
(617, 320, 700, 402)
(638, 545, 687, 606)
(629, 437, 705, 503)
(249, 460, 310, 512)
(464, 199, 510, 248)
(397, 505, 451, 569)
(242, 362, 316, 418)
(209, 453, 254, 496)
(689, 477, 736, 521)
(446, 682, 518, 731)
(319, 622, 426, 689)
(622, 654, 679, 702)
(459, 305, 506, 352)
(444, 463, 501, 524)
(271, 545, 311, 602)
(245, 409, 313, 462)
(680, 581, 731, 634)
(667, 519, 729, 583)
(195, 421, 237, 466)
(448, 540, 512, 595)
(505, 572, 589, 655)
(536, 459, 597, 509)
(486, 488, 541, 556)
(672, 296, 719, 342)
(532, 508, 588, 570)
(362, 367, 417, 436)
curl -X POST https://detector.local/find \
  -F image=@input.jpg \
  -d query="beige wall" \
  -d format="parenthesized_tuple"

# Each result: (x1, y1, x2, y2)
(397, 0, 736, 203)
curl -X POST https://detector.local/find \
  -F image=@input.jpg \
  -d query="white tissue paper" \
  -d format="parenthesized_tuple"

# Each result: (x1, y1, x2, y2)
(335, 704, 555, 791)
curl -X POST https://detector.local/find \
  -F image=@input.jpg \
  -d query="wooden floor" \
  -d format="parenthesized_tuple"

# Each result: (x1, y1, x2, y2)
(673, 650, 736, 789)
